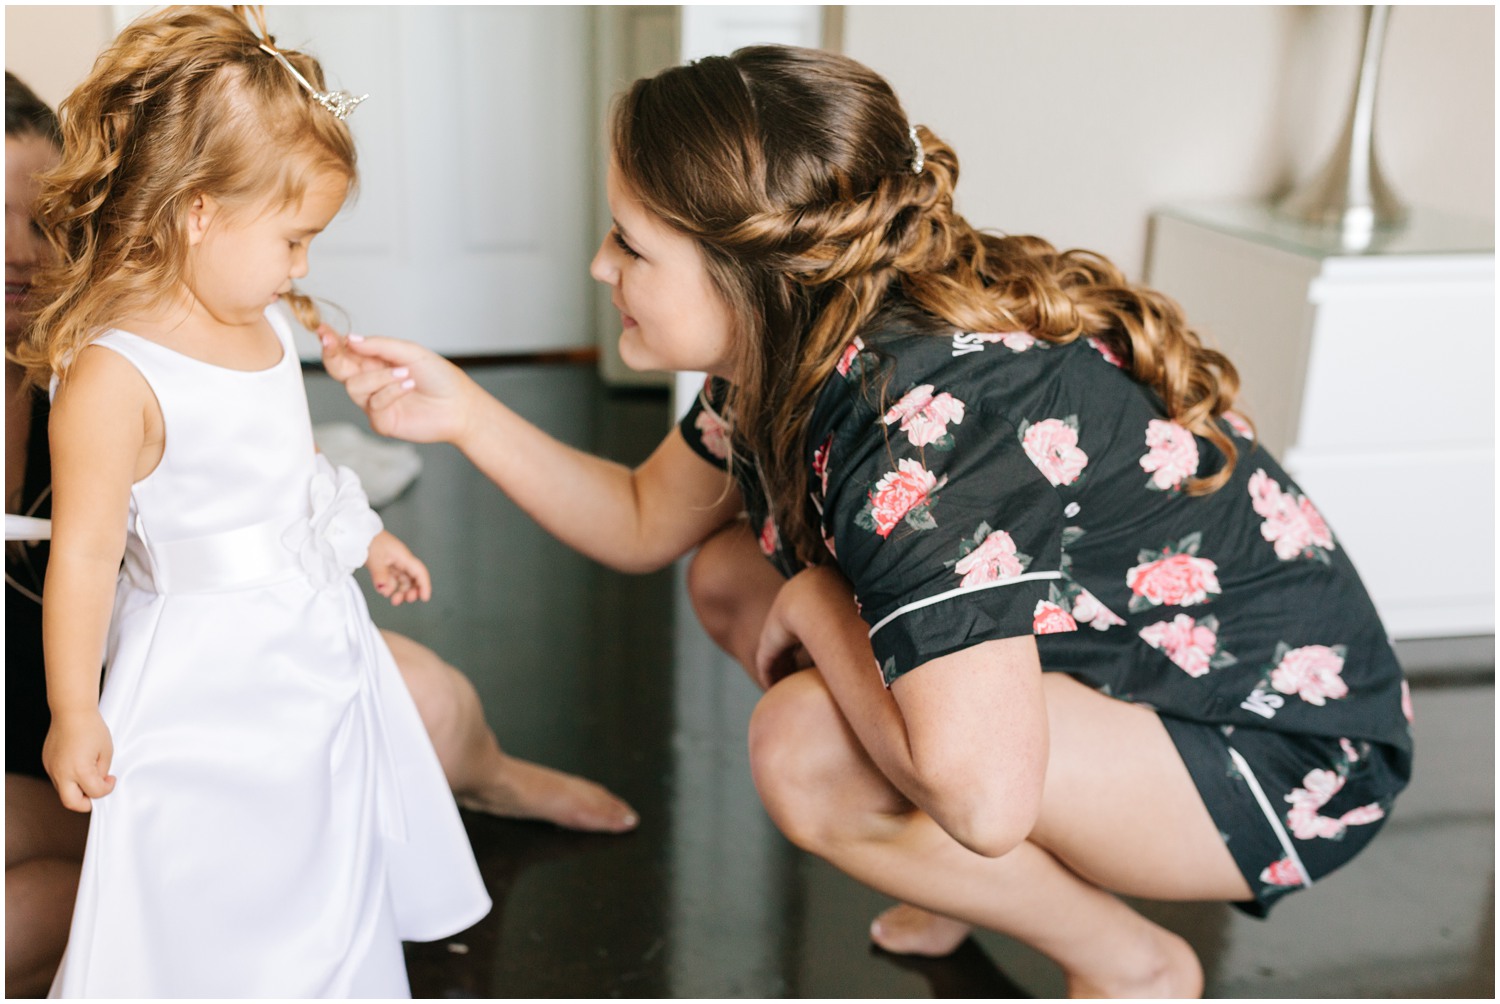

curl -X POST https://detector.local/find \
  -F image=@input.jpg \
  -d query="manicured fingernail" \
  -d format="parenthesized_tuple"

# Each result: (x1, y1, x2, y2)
(401, 378, 416, 390)
(392, 367, 409, 378)
(348, 333, 365, 343)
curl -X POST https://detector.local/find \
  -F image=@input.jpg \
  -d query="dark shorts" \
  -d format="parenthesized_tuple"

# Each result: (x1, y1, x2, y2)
(1160, 715, 1406, 917)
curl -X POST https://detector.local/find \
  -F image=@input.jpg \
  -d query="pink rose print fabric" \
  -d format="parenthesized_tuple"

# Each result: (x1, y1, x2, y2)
(856, 458, 944, 538)
(883, 384, 966, 448)
(1125, 533, 1221, 613)
(976, 331, 1038, 352)
(812, 435, 833, 496)
(693, 407, 731, 461)
(1138, 613, 1236, 677)
(1033, 599, 1078, 635)
(1259, 858, 1304, 888)
(1086, 336, 1126, 368)
(1248, 469, 1336, 563)
(1019, 416, 1088, 487)
(1069, 587, 1126, 631)
(758, 516, 780, 557)
(1139, 419, 1199, 492)
(836, 336, 868, 377)
(1269, 644, 1349, 706)
(949, 522, 1030, 587)
(1284, 768, 1386, 840)
(1223, 411, 1254, 440)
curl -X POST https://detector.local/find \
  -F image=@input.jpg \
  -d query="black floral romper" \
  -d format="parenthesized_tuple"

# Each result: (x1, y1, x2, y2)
(679, 319, 1414, 916)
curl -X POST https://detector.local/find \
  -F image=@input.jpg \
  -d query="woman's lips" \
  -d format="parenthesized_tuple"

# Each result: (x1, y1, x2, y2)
(5, 282, 30, 304)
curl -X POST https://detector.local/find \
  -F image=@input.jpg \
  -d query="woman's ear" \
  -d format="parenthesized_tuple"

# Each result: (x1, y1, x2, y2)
(184, 193, 222, 247)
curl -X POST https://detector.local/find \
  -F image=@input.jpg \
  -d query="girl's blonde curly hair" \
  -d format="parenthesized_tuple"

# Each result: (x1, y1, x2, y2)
(613, 45, 1248, 567)
(15, 5, 357, 385)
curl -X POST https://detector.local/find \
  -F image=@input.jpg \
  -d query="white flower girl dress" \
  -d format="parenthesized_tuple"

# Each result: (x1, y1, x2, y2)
(50, 307, 490, 998)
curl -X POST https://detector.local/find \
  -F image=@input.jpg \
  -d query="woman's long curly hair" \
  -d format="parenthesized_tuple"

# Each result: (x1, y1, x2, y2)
(613, 45, 1246, 567)
(15, 5, 357, 385)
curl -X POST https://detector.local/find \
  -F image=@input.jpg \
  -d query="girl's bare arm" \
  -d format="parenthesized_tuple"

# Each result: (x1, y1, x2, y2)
(42, 346, 156, 810)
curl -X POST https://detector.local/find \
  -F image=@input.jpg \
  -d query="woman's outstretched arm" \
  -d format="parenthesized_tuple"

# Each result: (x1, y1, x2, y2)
(320, 330, 743, 574)
(756, 566, 1048, 858)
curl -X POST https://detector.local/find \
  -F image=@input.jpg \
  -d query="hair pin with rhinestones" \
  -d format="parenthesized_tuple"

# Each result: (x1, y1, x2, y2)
(908, 125, 924, 175)
(259, 43, 367, 121)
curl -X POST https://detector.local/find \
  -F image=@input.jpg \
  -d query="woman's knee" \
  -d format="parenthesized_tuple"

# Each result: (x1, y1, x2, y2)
(747, 672, 884, 854)
(685, 522, 754, 643)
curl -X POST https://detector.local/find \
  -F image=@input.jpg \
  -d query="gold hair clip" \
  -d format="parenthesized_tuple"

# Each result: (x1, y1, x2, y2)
(259, 43, 367, 121)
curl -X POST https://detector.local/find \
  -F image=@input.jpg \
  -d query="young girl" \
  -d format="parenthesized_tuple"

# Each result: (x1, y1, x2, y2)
(19, 9, 490, 996)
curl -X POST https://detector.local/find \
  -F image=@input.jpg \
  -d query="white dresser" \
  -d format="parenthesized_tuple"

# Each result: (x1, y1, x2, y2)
(1146, 204, 1494, 640)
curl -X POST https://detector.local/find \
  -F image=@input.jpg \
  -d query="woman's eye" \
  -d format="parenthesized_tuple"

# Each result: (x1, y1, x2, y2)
(612, 229, 641, 260)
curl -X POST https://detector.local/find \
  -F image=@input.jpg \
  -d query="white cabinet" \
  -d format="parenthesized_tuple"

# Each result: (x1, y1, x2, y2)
(1147, 204, 1494, 640)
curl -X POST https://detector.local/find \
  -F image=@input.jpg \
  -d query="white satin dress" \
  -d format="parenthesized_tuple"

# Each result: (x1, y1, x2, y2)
(50, 309, 491, 998)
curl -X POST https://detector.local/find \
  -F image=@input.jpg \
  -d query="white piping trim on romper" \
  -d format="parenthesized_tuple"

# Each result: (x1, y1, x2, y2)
(866, 570, 1063, 639)
(1226, 745, 1314, 889)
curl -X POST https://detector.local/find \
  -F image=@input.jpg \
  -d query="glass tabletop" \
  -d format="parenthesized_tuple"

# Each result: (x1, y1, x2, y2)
(1155, 202, 1494, 259)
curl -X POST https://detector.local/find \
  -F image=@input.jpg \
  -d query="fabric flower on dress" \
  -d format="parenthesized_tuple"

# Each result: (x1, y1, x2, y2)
(1401, 679, 1414, 724)
(1019, 416, 1088, 487)
(884, 384, 966, 448)
(1125, 533, 1221, 613)
(1269, 643, 1349, 706)
(856, 458, 945, 538)
(951, 523, 1029, 587)
(1247, 469, 1336, 563)
(1139, 419, 1200, 492)
(694, 406, 732, 461)
(1284, 767, 1386, 841)
(283, 455, 384, 591)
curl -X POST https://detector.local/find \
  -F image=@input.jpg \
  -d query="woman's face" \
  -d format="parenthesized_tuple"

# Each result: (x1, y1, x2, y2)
(5, 132, 59, 347)
(591, 163, 736, 380)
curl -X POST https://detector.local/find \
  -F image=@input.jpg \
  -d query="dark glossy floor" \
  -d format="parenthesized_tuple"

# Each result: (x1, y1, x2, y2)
(306, 362, 1495, 999)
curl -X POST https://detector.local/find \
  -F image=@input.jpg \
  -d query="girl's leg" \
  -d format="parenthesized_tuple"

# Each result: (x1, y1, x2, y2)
(384, 631, 638, 833)
(748, 670, 1250, 998)
(6, 773, 88, 998)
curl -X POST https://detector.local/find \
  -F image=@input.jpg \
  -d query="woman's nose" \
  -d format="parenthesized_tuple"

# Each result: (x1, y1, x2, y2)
(588, 234, 617, 285)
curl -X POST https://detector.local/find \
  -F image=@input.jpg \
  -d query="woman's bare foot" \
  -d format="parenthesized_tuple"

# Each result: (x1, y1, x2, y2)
(1064, 925, 1203, 999)
(454, 754, 639, 834)
(869, 903, 973, 957)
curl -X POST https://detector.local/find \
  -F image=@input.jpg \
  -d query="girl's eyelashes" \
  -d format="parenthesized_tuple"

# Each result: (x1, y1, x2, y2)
(611, 228, 641, 260)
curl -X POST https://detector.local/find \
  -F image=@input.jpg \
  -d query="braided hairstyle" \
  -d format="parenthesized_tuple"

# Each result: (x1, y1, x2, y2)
(16, 5, 357, 385)
(613, 45, 1246, 567)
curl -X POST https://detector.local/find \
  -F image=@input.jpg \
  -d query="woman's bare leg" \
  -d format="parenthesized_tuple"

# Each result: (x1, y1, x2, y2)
(384, 630, 638, 833)
(686, 521, 1248, 997)
(748, 670, 1249, 998)
(6, 773, 88, 998)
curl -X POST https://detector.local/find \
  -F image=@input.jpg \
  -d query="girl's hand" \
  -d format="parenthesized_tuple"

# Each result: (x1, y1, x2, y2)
(752, 566, 853, 690)
(42, 709, 116, 812)
(318, 326, 476, 447)
(366, 529, 432, 606)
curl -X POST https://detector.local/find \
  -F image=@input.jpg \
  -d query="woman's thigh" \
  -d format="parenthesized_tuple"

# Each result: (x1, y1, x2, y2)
(686, 517, 789, 679)
(1029, 673, 1252, 902)
(6, 774, 88, 867)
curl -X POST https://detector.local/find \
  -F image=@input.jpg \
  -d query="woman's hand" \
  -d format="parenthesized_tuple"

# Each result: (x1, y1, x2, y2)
(42, 708, 116, 813)
(365, 529, 432, 606)
(318, 326, 477, 447)
(753, 565, 856, 690)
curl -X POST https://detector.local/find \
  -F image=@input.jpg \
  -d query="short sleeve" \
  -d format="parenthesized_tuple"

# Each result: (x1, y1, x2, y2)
(822, 399, 1069, 686)
(677, 376, 734, 471)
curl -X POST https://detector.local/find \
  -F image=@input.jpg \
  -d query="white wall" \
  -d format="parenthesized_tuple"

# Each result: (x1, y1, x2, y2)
(843, 5, 1495, 279)
(9, 5, 1494, 287)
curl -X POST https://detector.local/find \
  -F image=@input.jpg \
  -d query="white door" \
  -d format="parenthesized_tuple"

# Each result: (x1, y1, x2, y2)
(113, 6, 595, 358)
